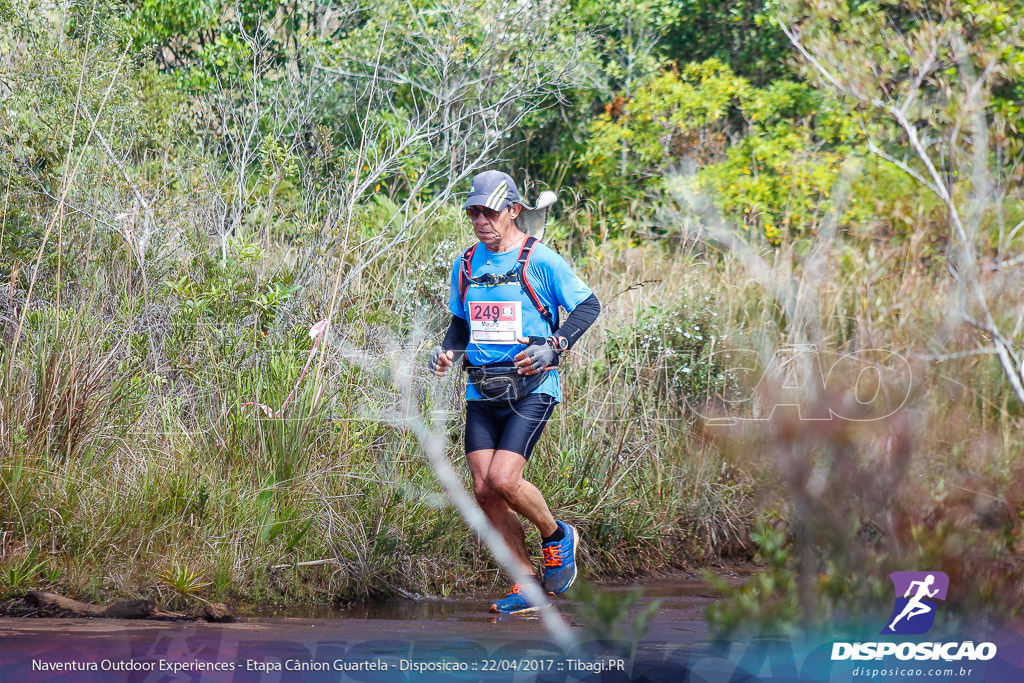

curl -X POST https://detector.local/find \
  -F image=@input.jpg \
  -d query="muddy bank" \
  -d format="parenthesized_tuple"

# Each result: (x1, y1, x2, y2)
(3, 590, 236, 623)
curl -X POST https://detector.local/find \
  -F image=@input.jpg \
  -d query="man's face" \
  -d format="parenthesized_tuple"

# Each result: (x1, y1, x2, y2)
(466, 204, 520, 247)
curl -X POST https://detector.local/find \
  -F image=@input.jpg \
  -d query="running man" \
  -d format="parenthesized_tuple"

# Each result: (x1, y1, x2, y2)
(429, 170, 600, 614)
(888, 574, 939, 631)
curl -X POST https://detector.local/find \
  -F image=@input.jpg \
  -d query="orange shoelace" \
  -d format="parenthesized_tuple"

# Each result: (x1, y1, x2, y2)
(543, 545, 563, 568)
(506, 583, 522, 596)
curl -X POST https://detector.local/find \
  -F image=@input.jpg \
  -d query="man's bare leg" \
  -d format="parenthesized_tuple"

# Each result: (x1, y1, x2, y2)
(466, 449, 534, 576)
(484, 449, 558, 537)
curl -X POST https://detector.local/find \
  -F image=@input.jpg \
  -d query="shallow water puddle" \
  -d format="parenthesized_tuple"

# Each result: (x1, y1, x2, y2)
(0, 575, 732, 681)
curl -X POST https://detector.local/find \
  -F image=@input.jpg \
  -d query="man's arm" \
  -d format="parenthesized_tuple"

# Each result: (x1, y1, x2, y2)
(442, 314, 469, 351)
(514, 293, 601, 374)
(434, 252, 471, 377)
(553, 293, 600, 349)
(534, 245, 599, 345)
(430, 315, 468, 377)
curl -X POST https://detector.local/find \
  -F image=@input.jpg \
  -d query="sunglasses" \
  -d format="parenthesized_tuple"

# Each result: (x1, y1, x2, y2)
(465, 206, 504, 219)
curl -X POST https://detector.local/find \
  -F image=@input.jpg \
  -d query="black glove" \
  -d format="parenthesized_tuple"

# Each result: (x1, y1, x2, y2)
(514, 336, 557, 375)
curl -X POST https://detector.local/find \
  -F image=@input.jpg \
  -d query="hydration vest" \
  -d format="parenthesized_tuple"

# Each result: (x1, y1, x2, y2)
(456, 236, 558, 333)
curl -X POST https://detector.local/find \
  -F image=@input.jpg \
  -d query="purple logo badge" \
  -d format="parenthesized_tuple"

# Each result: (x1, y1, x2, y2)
(882, 571, 949, 635)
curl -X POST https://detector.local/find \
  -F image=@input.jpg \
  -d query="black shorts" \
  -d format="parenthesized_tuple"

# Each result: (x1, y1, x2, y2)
(464, 393, 557, 460)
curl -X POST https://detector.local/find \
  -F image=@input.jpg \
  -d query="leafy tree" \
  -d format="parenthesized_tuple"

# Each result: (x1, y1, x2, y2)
(580, 60, 748, 221)
(571, 0, 681, 94)
(779, 0, 1024, 403)
(1, 2, 142, 275)
(577, 59, 895, 243)
(661, 0, 792, 85)
(131, 0, 289, 69)
(696, 79, 869, 244)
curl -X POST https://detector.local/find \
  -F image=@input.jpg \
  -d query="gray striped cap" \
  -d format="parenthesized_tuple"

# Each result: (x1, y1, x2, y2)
(464, 170, 521, 212)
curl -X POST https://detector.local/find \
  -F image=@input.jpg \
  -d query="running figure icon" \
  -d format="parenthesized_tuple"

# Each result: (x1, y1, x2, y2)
(888, 574, 939, 631)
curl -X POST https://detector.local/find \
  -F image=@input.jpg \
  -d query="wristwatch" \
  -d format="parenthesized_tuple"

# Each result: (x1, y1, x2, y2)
(548, 334, 569, 354)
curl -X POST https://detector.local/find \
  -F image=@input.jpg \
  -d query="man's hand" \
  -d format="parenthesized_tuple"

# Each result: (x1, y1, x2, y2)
(514, 336, 556, 375)
(429, 346, 455, 377)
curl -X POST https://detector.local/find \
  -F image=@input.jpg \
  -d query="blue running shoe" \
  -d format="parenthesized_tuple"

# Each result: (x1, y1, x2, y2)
(489, 583, 548, 615)
(541, 521, 578, 595)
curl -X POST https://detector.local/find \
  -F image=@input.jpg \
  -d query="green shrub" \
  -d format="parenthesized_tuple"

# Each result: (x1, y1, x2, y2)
(604, 295, 734, 410)
(705, 519, 798, 638)
(581, 60, 747, 220)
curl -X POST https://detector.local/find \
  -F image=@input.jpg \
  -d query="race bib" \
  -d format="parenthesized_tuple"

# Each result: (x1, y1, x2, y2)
(469, 301, 522, 345)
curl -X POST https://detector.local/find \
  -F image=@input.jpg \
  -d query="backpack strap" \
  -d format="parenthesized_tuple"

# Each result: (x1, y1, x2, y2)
(516, 236, 557, 332)
(459, 238, 559, 333)
(457, 243, 479, 304)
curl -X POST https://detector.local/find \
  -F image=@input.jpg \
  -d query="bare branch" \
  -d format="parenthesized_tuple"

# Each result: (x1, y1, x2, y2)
(865, 141, 940, 196)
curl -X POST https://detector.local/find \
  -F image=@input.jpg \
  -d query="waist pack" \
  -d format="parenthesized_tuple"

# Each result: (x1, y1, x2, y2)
(466, 362, 547, 403)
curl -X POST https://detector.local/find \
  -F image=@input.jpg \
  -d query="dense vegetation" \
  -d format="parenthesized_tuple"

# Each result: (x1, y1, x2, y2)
(1, 0, 1023, 630)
